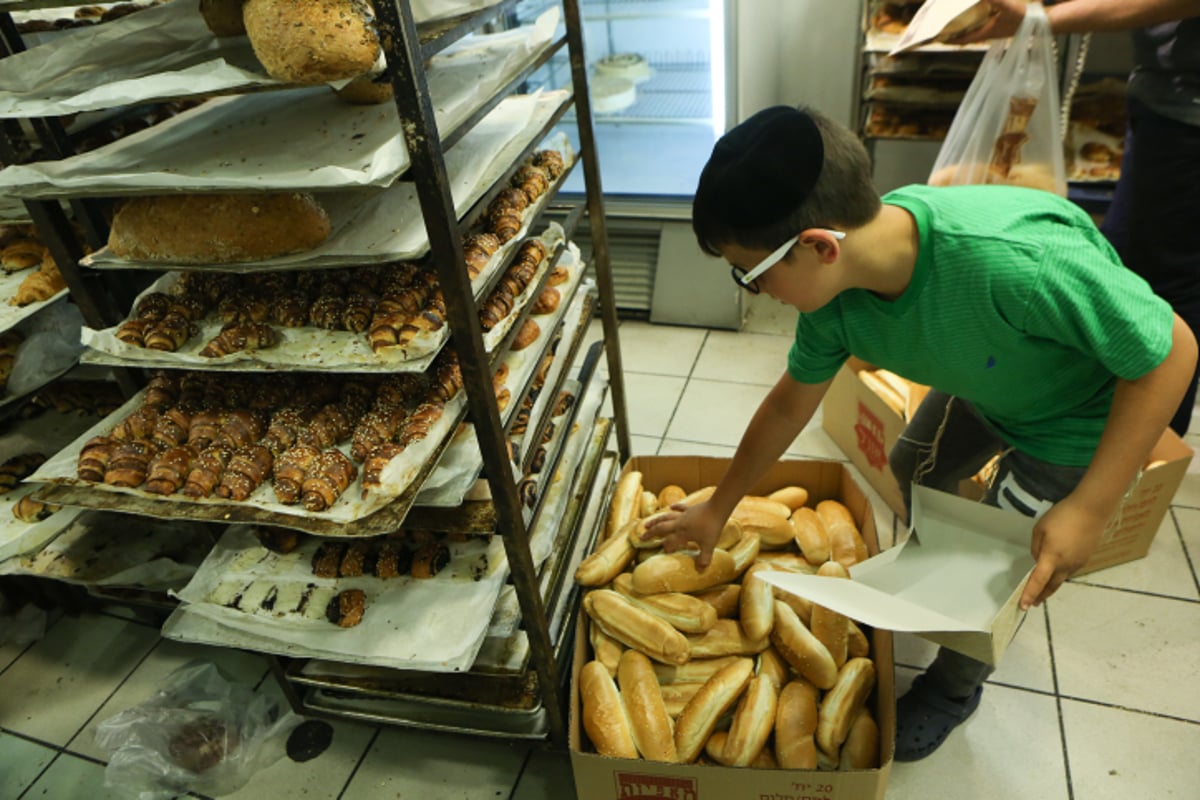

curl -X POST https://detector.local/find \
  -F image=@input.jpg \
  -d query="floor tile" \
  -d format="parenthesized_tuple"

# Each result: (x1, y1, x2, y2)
(0, 612, 159, 746)
(69, 638, 271, 762)
(1062, 699, 1200, 800)
(692, 329, 792, 386)
(619, 372, 687, 439)
(782, 423, 846, 462)
(220, 680, 380, 800)
(656, 438, 736, 458)
(887, 668, 1069, 800)
(0, 730, 57, 798)
(1048, 582, 1200, 721)
(628, 435, 661, 456)
(666, 378, 770, 447)
(20, 752, 129, 800)
(1172, 507, 1200, 589)
(1171, 470, 1200, 509)
(343, 725, 528, 798)
(1072, 512, 1199, 601)
(510, 745, 575, 800)
(614, 321, 707, 377)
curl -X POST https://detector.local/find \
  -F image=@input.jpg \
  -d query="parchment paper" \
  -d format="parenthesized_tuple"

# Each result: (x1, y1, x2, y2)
(81, 102, 574, 272)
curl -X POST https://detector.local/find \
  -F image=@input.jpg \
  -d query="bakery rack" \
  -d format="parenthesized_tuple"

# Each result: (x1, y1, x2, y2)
(0, 0, 632, 748)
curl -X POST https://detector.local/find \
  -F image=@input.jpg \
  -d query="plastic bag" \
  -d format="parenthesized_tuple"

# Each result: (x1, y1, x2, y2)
(95, 660, 301, 800)
(928, 2, 1067, 196)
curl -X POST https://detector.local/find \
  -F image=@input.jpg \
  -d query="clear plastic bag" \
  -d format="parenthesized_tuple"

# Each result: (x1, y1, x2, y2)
(928, 2, 1067, 196)
(94, 660, 301, 800)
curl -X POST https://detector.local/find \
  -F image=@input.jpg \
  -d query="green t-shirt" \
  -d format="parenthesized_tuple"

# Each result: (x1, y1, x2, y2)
(787, 184, 1174, 466)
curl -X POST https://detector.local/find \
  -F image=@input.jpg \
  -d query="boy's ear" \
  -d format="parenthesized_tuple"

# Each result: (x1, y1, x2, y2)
(798, 229, 842, 263)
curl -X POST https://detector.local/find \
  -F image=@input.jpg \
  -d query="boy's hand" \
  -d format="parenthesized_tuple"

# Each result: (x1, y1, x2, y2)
(1021, 499, 1106, 610)
(949, 0, 1026, 43)
(642, 500, 726, 569)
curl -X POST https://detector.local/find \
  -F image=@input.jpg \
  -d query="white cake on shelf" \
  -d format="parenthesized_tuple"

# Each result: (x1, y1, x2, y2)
(590, 77, 636, 114)
(594, 52, 653, 84)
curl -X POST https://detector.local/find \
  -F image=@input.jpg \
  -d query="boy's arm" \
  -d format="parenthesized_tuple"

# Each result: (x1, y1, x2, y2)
(957, 0, 1200, 41)
(644, 372, 831, 568)
(1021, 313, 1198, 609)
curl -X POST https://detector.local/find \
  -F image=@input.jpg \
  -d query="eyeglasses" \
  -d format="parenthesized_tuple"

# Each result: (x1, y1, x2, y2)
(730, 229, 847, 293)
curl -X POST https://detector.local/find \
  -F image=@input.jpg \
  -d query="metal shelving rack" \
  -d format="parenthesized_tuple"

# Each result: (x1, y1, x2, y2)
(0, 0, 632, 749)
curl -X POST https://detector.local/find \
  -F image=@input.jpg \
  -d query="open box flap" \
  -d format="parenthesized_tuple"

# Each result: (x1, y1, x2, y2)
(764, 487, 1036, 664)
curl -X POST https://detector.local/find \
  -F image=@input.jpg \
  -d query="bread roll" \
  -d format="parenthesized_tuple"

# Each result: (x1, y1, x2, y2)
(657, 484, 687, 508)
(634, 514, 740, 551)
(774, 680, 819, 769)
(575, 519, 636, 586)
(200, 0, 246, 36)
(755, 552, 819, 573)
(705, 732, 779, 768)
(617, 650, 677, 762)
(839, 709, 880, 769)
(858, 370, 905, 417)
(585, 590, 691, 665)
(674, 658, 754, 763)
(810, 561, 850, 669)
(590, 620, 624, 677)
(693, 584, 740, 619)
(336, 74, 394, 105)
(738, 564, 775, 641)
(734, 496, 792, 519)
(243, 0, 380, 84)
(580, 660, 638, 758)
(817, 500, 867, 568)
(659, 682, 701, 717)
(109, 193, 331, 264)
(731, 508, 795, 549)
(791, 506, 831, 565)
(685, 619, 769, 659)
(722, 675, 778, 767)
(848, 620, 870, 659)
(756, 647, 790, 690)
(770, 602, 837, 689)
(816, 657, 877, 757)
(905, 381, 931, 421)
(677, 485, 716, 507)
(605, 470, 643, 541)
(727, 531, 761, 576)
(770, 580, 813, 626)
(767, 485, 809, 511)
(632, 548, 736, 594)
(652, 655, 741, 685)
(639, 490, 658, 518)
(612, 573, 718, 634)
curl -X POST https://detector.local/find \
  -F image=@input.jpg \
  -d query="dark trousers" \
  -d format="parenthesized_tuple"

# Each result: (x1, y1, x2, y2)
(1101, 100, 1200, 435)
(889, 391, 1088, 697)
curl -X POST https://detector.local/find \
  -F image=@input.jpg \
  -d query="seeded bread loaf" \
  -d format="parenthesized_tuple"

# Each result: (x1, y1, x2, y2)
(243, 0, 380, 84)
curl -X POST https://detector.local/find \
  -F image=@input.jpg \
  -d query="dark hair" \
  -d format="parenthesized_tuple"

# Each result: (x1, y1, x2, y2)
(692, 107, 881, 257)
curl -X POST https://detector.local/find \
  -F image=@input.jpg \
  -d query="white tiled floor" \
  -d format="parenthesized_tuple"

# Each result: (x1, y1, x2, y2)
(3, 317, 1200, 799)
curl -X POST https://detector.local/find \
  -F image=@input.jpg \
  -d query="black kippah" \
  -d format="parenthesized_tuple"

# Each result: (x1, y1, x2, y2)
(694, 106, 825, 230)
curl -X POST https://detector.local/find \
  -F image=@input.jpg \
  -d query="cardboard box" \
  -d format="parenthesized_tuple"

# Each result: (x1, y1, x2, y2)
(569, 456, 895, 800)
(821, 362, 1195, 576)
(765, 486, 1036, 667)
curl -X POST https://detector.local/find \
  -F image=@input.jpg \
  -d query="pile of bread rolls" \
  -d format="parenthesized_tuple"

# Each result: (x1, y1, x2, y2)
(856, 367, 929, 423)
(574, 471, 881, 770)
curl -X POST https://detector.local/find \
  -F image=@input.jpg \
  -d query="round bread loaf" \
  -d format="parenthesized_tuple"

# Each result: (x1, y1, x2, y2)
(109, 193, 331, 264)
(336, 74, 394, 105)
(243, 0, 380, 84)
(200, 0, 246, 36)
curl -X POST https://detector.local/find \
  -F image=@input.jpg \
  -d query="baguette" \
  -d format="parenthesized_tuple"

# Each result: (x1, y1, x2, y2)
(848, 620, 870, 658)
(770, 602, 837, 689)
(677, 485, 716, 507)
(632, 548, 737, 594)
(584, 590, 691, 665)
(858, 369, 905, 417)
(243, 0, 380, 84)
(874, 369, 913, 403)
(580, 660, 638, 758)
(575, 519, 636, 586)
(605, 470, 644, 541)
(818, 500, 867, 568)
(685, 619, 769, 659)
(722, 675, 779, 767)
(738, 564, 775, 641)
(705, 732, 779, 768)
(731, 508, 795, 549)
(109, 193, 331, 264)
(906, 382, 931, 421)
(657, 484, 687, 508)
(734, 496, 792, 519)
(775, 680, 820, 769)
(766, 485, 809, 511)
(754, 552, 819, 573)
(617, 650, 677, 762)
(612, 573, 718, 634)
(756, 647, 790, 690)
(674, 658, 754, 763)
(810, 561, 850, 669)
(839, 709, 880, 769)
(727, 531, 761, 576)
(816, 657, 877, 757)
(590, 620, 625, 677)
(634, 514, 741, 551)
(693, 584, 740, 618)
(791, 506, 831, 565)
(639, 490, 658, 518)
(652, 655, 741, 685)
(771, 582, 813, 627)
(660, 682, 704, 717)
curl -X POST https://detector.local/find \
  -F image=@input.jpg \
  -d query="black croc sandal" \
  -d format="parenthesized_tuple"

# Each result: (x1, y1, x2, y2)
(894, 675, 983, 762)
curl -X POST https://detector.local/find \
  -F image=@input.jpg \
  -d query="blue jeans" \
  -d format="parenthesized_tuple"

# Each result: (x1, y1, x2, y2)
(889, 391, 1087, 697)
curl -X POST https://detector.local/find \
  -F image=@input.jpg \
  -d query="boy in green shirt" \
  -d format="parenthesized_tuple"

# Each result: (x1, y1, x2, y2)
(644, 105, 1196, 760)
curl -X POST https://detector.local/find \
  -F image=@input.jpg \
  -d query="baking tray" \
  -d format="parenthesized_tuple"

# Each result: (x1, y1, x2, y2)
(78, 227, 575, 374)
(25, 379, 470, 536)
(0, 12, 561, 197)
(80, 102, 574, 273)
